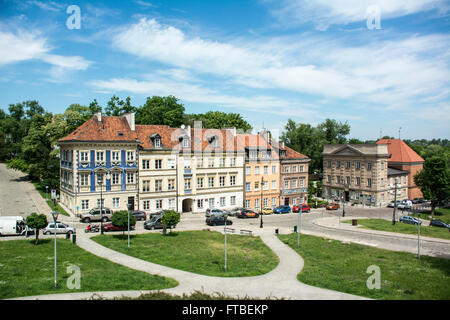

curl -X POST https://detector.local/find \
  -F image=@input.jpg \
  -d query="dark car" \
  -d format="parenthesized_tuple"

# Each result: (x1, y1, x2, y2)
(144, 216, 177, 230)
(102, 223, 135, 232)
(236, 209, 259, 219)
(293, 204, 311, 213)
(273, 205, 291, 214)
(206, 216, 233, 226)
(149, 210, 172, 219)
(412, 198, 424, 204)
(399, 215, 422, 225)
(132, 210, 147, 221)
(429, 219, 450, 229)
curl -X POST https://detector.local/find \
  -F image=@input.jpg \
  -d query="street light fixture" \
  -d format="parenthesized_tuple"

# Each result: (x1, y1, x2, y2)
(127, 203, 132, 248)
(51, 211, 59, 288)
(260, 177, 264, 228)
(391, 178, 400, 225)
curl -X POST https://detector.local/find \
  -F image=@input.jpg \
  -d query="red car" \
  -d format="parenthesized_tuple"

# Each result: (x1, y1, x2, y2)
(102, 223, 136, 232)
(293, 204, 311, 213)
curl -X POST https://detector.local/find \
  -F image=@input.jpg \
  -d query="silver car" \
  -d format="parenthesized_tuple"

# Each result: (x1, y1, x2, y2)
(80, 207, 113, 223)
(205, 208, 226, 217)
(43, 222, 76, 235)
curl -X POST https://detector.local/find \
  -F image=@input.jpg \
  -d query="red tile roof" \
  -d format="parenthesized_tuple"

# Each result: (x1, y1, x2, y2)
(376, 139, 424, 163)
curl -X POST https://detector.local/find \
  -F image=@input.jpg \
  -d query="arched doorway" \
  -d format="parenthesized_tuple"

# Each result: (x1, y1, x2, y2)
(182, 199, 193, 213)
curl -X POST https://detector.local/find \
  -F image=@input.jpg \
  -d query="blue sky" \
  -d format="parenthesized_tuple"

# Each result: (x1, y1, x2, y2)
(0, 0, 449, 140)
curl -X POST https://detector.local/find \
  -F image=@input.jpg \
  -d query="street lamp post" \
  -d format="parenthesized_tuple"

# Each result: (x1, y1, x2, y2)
(99, 173, 111, 235)
(392, 178, 399, 225)
(51, 211, 59, 288)
(260, 177, 264, 228)
(127, 203, 131, 248)
(224, 213, 228, 272)
(297, 205, 301, 248)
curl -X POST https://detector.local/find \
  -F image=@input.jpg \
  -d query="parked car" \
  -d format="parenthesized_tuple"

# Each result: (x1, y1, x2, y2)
(149, 210, 173, 219)
(293, 204, 311, 213)
(80, 207, 113, 223)
(429, 219, 450, 230)
(326, 203, 340, 210)
(261, 207, 273, 215)
(387, 200, 402, 208)
(132, 210, 147, 221)
(226, 207, 244, 217)
(43, 222, 76, 235)
(206, 216, 233, 226)
(399, 215, 422, 225)
(236, 209, 259, 219)
(412, 198, 424, 204)
(0, 216, 34, 236)
(273, 205, 291, 214)
(397, 203, 412, 210)
(205, 208, 226, 217)
(144, 216, 177, 230)
(102, 223, 136, 232)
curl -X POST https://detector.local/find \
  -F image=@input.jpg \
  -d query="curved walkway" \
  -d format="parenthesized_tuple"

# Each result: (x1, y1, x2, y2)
(10, 229, 367, 300)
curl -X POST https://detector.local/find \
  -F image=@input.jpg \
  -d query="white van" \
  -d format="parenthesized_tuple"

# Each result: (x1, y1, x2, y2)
(0, 216, 34, 236)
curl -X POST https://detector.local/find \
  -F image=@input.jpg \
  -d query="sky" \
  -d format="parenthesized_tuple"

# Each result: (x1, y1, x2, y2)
(0, 0, 449, 141)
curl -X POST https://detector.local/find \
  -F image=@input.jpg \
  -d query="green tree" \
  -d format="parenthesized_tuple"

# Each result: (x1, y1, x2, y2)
(26, 213, 48, 245)
(414, 156, 450, 219)
(88, 99, 102, 114)
(111, 210, 136, 236)
(161, 210, 180, 235)
(136, 96, 185, 127)
(308, 180, 316, 200)
(185, 111, 252, 132)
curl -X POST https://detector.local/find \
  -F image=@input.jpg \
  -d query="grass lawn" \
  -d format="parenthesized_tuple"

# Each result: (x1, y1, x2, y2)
(411, 208, 450, 224)
(92, 230, 279, 277)
(342, 218, 450, 240)
(278, 233, 450, 300)
(0, 239, 178, 299)
(32, 182, 69, 217)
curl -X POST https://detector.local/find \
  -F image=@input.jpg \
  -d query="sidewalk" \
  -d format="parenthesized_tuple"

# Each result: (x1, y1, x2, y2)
(10, 228, 368, 300)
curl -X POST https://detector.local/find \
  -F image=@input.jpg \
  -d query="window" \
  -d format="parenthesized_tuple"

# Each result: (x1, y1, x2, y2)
(230, 176, 236, 186)
(142, 160, 150, 170)
(197, 199, 204, 209)
(127, 151, 134, 161)
(264, 166, 268, 174)
(293, 198, 297, 205)
(208, 198, 215, 208)
(272, 165, 276, 173)
(356, 177, 361, 186)
(80, 174, 89, 186)
(143, 200, 150, 210)
(154, 138, 161, 148)
(155, 180, 162, 192)
(184, 159, 191, 169)
(380, 161, 384, 170)
(155, 159, 162, 169)
(156, 200, 162, 209)
(255, 181, 260, 191)
(97, 173, 104, 185)
(255, 166, 260, 175)
(219, 176, 226, 187)
(182, 137, 190, 148)
(230, 158, 236, 167)
(336, 176, 341, 184)
(96, 152, 104, 162)
(112, 198, 120, 208)
(208, 177, 214, 188)
(346, 161, 350, 169)
(246, 166, 251, 175)
(249, 151, 257, 159)
(292, 165, 297, 173)
(327, 175, 332, 183)
(346, 176, 350, 185)
(230, 196, 236, 206)
(284, 180, 290, 189)
(292, 179, 297, 188)
(271, 180, 276, 189)
(81, 200, 89, 210)
(245, 200, 251, 208)
(112, 173, 119, 185)
(97, 198, 105, 208)
(184, 179, 191, 190)
(263, 198, 268, 207)
(196, 158, 203, 168)
(271, 197, 276, 206)
(284, 166, 290, 173)
(80, 152, 88, 162)
(168, 179, 175, 190)
(127, 172, 134, 184)
(263, 180, 268, 190)
(168, 159, 175, 169)
(219, 158, 226, 167)
(111, 151, 119, 162)
(380, 178, 384, 187)
(255, 199, 260, 208)
(356, 162, 361, 169)
(327, 161, 331, 168)
(246, 182, 251, 191)
(142, 181, 150, 192)
(197, 177, 204, 188)
(208, 158, 214, 168)
(367, 162, 372, 170)
(367, 178, 372, 188)
(220, 197, 226, 207)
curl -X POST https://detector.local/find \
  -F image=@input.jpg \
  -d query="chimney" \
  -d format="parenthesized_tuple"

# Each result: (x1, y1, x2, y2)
(279, 140, 285, 148)
(123, 113, 135, 131)
(95, 112, 102, 122)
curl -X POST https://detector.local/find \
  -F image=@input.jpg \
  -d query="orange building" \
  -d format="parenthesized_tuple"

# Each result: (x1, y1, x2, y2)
(376, 139, 424, 199)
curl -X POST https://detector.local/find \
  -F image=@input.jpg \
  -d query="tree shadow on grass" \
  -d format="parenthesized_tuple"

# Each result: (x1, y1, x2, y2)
(28, 239, 51, 246)
(111, 234, 138, 241)
(423, 254, 450, 277)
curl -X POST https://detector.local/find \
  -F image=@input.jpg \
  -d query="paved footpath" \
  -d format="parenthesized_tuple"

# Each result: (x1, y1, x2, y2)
(10, 228, 367, 300)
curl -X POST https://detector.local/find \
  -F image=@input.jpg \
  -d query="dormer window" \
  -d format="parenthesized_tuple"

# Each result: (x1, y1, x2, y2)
(207, 135, 219, 148)
(179, 135, 190, 148)
(150, 134, 162, 148)
(118, 132, 124, 137)
(280, 150, 286, 157)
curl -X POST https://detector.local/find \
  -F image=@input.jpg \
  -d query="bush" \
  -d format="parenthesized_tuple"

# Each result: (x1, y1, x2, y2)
(161, 210, 180, 235)
(112, 211, 136, 235)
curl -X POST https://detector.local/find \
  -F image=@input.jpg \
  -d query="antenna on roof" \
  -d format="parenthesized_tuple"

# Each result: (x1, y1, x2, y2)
(398, 127, 402, 140)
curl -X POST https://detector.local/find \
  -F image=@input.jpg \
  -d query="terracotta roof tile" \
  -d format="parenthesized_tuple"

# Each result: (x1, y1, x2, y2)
(376, 139, 424, 163)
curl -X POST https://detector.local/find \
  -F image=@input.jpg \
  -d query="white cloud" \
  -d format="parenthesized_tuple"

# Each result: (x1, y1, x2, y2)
(268, 0, 449, 30)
